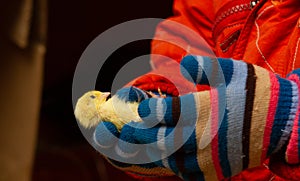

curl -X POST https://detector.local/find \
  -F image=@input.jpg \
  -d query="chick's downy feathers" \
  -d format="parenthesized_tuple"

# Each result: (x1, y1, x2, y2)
(74, 87, 148, 130)
(74, 91, 110, 129)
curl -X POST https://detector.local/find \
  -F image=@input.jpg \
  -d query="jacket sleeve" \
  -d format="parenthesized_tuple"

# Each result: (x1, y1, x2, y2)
(125, 0, 215, 94)
(150, 0, 216, 69)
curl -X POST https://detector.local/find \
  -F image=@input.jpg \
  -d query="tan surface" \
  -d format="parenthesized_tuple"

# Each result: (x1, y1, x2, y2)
(0, 0, 47, 180)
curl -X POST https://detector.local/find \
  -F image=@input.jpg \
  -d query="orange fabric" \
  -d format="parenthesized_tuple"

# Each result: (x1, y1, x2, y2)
(151, 0, 216, 68)
(126, 61, 209, 96)
(230, 0, 300, 77)
(127, 0, 300, 180)
(269, 153, 300, 181)
(151, 0, 300, 77)
(126, 172, 182, 181)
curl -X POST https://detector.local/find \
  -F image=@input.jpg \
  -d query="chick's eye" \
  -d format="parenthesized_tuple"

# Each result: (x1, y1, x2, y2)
(90, 95, 96, 99)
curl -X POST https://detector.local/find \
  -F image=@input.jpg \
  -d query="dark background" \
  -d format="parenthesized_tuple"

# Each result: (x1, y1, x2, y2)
(32, 0, 173, 180)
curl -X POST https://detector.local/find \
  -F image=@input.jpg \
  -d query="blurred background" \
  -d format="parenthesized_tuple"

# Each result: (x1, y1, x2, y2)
(0, 0, 173, 180)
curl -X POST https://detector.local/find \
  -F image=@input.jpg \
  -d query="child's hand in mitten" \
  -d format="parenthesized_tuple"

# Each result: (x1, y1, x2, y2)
(93, 56, 300, 180)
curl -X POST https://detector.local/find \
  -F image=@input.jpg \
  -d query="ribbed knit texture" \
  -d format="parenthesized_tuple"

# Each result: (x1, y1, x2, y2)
(286, 69, 300, 164)
(92, 56, 300, 180)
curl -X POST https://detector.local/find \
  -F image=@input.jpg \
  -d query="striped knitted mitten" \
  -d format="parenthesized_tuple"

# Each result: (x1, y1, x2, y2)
(137, 56, 300, 180)
(93, 121, 178, 178)
(92, 87, 177, 178)
(179, 56, 300, 166)
(285, 69, 300, 164)
(93, 56, 300, 181)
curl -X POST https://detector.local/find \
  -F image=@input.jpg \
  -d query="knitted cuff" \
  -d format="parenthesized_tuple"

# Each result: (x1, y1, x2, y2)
(265, 74, 298, 158)
(285, 69, 300, 164)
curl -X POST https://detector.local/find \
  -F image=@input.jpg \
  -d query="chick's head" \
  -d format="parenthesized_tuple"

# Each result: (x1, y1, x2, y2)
(74, 91, 110, 128)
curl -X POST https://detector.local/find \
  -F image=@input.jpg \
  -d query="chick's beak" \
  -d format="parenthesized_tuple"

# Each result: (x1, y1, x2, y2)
(101, 92, 111, 100)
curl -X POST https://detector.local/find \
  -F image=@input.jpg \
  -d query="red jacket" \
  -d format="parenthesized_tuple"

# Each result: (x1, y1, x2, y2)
(127, 0, 300, 180)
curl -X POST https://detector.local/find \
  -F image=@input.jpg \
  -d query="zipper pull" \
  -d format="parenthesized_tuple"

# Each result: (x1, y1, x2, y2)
(250, 0, 260, 9)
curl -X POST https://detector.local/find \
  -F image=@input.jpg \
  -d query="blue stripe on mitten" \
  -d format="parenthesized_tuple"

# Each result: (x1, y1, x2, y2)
(115, 86, 149, 102)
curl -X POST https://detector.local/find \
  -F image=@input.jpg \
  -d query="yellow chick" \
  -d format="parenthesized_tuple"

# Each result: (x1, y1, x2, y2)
(74, 89, 143, 130)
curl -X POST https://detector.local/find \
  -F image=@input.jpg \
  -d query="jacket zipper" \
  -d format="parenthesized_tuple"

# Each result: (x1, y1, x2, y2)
(213, 3, 251, 30)
(250, 0, 260, 9)
(212, 1, 251, 42)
